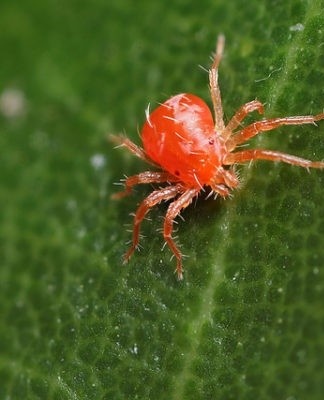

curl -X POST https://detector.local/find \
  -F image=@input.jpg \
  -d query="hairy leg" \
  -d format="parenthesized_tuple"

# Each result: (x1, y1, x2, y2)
(226, 113, 324, 150)
(123, 184, 185, 265)
(112, 171, 179, 199)
(209, 34, 225, 131)
(223, 100, 264, 140)
(163, 188, 199, 280)
(225, 149, 324, 168)
(109, 134, 157, 166)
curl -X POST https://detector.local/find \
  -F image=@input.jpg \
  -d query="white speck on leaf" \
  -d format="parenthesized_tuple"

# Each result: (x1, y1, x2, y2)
(130, 343, 138, 355)
(289, 23, 304, 32)
(0, 88, 27, 118)
(90, 154, 106, 170)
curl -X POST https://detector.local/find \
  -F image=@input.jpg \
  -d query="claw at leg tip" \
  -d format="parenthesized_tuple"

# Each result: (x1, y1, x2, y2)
(176, 268, 184, 281)
(122, 255, 130, 265)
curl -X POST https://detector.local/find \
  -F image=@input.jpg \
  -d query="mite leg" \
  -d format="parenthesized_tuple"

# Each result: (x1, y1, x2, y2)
(223, 100, 264, 140)
(211, 183, 230, 197)
(163, 188, 199, 280)
(109, 134, 157, 166)
(226, 113, 324, 151)
(209, 34, 226, 131)
(224, 149, 324, 168)
(112, 171, 179, 199)
(123, 184, 184, 265)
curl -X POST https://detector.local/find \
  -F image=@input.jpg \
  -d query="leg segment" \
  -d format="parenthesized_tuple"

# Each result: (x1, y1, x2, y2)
(226, 113, 324, 150)
(112, 171, 179, 199)
(223, 100, 264, 140)
(224, 149, 324, 168)
(109, 134, 157, 166)
(163, 189, 199, 280)
(124, 184, 185, 265)
(209, 34, 225, 131)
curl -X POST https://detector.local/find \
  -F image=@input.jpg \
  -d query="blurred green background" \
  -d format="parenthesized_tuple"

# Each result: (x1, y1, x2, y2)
(1, 0, 324, 399)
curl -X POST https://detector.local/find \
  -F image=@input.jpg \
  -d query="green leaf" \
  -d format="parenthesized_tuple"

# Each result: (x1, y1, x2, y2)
(1, 0, 324, 399)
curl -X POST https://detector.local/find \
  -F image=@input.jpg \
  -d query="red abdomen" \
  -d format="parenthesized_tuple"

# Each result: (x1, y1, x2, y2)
(141, 93, 226, 188)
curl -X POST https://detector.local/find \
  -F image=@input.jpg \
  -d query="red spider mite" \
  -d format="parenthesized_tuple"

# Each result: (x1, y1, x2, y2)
(111, 35, 324, 280)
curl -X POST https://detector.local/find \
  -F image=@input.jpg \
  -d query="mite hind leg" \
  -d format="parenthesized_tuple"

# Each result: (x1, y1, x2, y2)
(123, 184, 184, 265)
(112, 171, 179, 199)
(109, 134, 156, 165)
(163, 188, 198, 280)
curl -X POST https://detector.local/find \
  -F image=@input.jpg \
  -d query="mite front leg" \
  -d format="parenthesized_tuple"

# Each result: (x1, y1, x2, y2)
(112, 171, 179, 199)
(223, 100, 264, 140)
(226, 113, 324, 151)
(163, 188, 198, 280)
(225, 149, 324, 169)
(209, 34, 225, 131)
(123, 184, 184, 265)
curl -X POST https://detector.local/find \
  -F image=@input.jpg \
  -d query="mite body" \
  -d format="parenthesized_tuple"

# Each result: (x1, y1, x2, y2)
(112, 35, 324, 279)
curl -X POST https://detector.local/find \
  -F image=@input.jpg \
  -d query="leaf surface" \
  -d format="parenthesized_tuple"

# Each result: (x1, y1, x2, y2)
(1, 0, 324, 399)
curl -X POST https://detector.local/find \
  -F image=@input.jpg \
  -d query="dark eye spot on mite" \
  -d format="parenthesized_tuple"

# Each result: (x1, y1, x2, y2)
(208, 138, 214, 145)
(174, 170, 180, 176)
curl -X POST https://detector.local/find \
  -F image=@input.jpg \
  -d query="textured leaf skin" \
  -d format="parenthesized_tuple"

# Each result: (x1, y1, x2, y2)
(1, 0, 324, 399)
